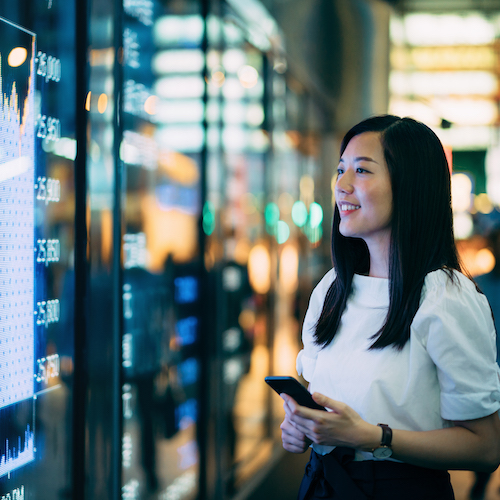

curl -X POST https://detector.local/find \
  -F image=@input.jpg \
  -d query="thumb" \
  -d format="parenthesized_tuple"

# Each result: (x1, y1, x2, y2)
(312, 392, 343, 413)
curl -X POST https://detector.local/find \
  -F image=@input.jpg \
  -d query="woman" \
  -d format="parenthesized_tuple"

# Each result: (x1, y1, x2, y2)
(280, 115, 500, 500)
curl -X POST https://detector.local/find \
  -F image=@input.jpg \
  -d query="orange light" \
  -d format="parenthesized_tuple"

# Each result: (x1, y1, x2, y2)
(239, 309, 256, 331)
(475, 248, 495, 275)
(158, 150, 199, 185)
(144, 95, 158, 115)
(85, 91, 91, 111)
(8, 47, 27, 67)
(101, 209, 113, 265)
(97, 93, 108, 114)
(279, 244, 298, 294)
(248, 244, 271, 294)
(211, 70, 225, 87)
(140, 194, 198, 270)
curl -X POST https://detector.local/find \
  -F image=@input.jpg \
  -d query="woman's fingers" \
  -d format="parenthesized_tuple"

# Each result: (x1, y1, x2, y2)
(280, 415, 302, 436)
(282, 392, 367, 448)
(312, 393, 347, 414)
(281, 409, 313, 453)
(281, 418, 311, 453)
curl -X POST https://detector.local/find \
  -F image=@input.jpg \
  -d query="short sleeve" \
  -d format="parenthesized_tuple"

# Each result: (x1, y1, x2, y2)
(296, 269, 336, 381)
(415, 270, 500, 421)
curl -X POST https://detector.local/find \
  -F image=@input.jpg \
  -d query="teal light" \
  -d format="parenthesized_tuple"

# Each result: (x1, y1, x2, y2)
(265, 202, 280, 226)
(291, 201, 307, 227)
(309, 202, 323, 228)
(202, 201, 215, 235)
(265, 202, 280, 235)
(304, 224, 323, 244)
(276, 220, 290, 244)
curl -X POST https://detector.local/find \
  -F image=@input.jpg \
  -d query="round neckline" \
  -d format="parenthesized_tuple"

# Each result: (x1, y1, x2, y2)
(354, 273, 389, 281)
(352, 274, 390, 306)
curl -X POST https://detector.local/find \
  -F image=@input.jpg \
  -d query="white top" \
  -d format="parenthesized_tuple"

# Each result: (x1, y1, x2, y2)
(296, 268, 500, 459)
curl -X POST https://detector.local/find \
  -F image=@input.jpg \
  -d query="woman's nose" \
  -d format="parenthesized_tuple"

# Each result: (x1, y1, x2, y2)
(336, 171, 354, 194)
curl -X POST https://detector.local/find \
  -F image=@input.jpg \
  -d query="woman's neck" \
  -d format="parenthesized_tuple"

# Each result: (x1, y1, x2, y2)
(366, 238, 390, 278)
(368, 261, 389, 279)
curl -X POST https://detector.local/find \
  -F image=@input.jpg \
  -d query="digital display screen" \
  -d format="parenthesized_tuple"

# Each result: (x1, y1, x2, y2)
(0, 17, 36, 477)
(0, 4, 74, 496)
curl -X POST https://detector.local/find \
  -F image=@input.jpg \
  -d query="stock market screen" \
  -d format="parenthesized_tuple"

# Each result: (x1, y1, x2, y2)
(0, 17, 36, 483)
(0, 2, 76, 498)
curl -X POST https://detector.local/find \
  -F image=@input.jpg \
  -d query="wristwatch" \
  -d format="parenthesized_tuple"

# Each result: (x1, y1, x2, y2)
(372, 423, 393, 458)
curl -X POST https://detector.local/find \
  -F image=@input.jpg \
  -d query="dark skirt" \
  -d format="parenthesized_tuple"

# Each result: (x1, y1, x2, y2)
(297, 448, 455, 500)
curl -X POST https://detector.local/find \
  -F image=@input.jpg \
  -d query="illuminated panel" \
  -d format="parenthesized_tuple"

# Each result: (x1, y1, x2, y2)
(0, 17, 36, 476)
(0, 426, 34, 476)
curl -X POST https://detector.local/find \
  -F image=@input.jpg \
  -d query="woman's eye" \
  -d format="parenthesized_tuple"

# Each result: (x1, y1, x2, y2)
(337, 168, 344, 175)
(356, 167, 368, 174)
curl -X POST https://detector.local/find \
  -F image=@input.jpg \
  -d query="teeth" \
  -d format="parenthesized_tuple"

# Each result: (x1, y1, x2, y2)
(340, 204, 360, 211)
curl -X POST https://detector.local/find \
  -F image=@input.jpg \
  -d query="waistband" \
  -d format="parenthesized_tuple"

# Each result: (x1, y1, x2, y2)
(298, 447, 450, 500)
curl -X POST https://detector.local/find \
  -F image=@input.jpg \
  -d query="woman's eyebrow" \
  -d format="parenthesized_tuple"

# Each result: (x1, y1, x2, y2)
(339, 156, 379, 164)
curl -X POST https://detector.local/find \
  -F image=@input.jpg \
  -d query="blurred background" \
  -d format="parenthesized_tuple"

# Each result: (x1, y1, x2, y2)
(0, 0, 499, 499)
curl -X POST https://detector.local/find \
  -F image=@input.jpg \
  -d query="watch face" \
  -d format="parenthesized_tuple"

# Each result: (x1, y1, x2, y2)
(373, 446, 393, 459)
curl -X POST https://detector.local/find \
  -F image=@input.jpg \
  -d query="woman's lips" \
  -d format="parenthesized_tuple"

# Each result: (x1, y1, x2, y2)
(338, 203, 361, 215)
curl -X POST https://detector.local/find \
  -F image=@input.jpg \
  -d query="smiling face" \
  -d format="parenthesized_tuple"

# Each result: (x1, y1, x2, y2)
(335, 132, 393, 252)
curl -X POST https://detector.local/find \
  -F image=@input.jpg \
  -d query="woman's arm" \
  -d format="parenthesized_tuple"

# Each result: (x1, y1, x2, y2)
(390, 413, 500, 472)
(283, 392, 500, 472)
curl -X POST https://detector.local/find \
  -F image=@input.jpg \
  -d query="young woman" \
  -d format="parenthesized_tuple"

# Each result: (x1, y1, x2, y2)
(280, 115, 500, 500)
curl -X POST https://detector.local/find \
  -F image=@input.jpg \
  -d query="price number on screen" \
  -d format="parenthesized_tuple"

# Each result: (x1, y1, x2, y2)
(122, 432, 133, 468)
(123, 80, 153, 120)
(35, 176, 60, 204)
(122, 384, 133, 419)
(35, 51, 61, 83)
(34, 354, 60, 384)
(35, 299, 60, 328)
(123, 233, 146, 269)
(37, 115, 61, 142)
(123, 0, 153, 26)
(36, 239, 60, 266)
(122, 333, 133, 369)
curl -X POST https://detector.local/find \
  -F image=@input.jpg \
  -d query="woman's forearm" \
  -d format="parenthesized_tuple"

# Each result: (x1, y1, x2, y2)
(393, 426, 499, 472)
(358, 413, 500, 472)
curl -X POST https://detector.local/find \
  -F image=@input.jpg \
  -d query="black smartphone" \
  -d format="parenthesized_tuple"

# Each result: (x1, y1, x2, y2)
(265, 376, 326, 411)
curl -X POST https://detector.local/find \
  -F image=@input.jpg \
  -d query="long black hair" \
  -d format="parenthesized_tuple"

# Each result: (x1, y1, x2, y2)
(315, 115, 464, 350)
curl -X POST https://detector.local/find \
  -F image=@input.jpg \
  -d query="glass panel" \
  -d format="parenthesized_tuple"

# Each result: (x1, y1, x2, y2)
(0, 1, 76, 497)
(85, 0, 119, 496)
(204, 10, 275, 496)
(121, 1, 202, 499)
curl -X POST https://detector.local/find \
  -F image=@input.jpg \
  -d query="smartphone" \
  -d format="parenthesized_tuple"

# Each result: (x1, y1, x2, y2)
(265, 376, 326, 411)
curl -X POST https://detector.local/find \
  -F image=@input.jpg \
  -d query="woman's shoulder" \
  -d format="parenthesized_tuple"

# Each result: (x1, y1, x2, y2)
(424, 268, 474, 290)
(414, 268, 494, 344)
(421, 268, 485, 309)
(308, 268, 336, 305)
(314, 268, 336, 292)
(319, 267, 336, 286)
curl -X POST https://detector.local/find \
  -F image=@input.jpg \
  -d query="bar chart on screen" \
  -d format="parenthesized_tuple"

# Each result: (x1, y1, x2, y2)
(0, 16, 36, 478)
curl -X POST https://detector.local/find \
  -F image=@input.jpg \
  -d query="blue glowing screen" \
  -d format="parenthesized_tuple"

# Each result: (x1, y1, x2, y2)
(0, 17, 36, 476)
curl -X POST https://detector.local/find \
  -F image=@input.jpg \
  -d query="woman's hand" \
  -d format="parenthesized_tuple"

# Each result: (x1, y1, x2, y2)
(280, 411, 312, 453)
(282, 392, 381, 451)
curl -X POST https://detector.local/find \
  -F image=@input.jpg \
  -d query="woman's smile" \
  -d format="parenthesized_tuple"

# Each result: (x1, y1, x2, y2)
(338, 203, 361, 216)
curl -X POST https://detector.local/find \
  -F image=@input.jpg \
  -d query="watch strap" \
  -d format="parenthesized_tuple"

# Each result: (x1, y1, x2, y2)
(378, 423, 392, 447)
